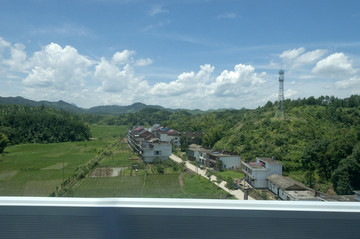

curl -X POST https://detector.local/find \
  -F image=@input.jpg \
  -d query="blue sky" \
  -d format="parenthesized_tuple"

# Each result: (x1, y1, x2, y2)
(0, 0, 360, 109)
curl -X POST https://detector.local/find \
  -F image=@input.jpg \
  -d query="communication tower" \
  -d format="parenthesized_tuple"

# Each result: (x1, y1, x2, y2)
(276, 69, 285, 118)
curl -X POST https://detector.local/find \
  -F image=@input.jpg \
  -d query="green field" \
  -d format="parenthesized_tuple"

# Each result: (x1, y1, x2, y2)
(0, 125, 127, 196)
(0, 143, 96, 196)
(0, 124, 233, 199)
(215, 170, 244, 180)
(73, 173, 232, 199)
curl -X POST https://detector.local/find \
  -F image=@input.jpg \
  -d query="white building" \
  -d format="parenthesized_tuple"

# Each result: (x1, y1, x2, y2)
(127, 127, 172, 163)
(141, 140, 172, 163)
(158, 130, 181, 147)
(186, 144, 241, 169)
(266, 174, 318, 201)
(186, 144, 212, 164)
(207, 152, 241, 169)
(241, 157, 282, 188)
(355, 191, 360, 202)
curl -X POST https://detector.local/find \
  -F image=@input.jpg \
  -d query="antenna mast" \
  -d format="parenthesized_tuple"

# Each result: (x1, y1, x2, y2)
(276, 69, 285, 119)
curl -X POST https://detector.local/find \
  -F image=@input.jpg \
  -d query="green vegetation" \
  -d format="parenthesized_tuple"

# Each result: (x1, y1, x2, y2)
(0, 104, 90, 145)
(0, 122, 231, 199)
(0, 133, 8, 153)
(2, 94, 360, 196)
(162, 95, 360, 195)
(215, 170, 244, 181)
(0, 125, 126, 196)
(0, 142, 96, 196)
(74, 172, 232, 199)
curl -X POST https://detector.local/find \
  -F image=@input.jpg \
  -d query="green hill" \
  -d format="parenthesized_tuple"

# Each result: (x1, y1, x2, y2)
(163, 95, 360, 195)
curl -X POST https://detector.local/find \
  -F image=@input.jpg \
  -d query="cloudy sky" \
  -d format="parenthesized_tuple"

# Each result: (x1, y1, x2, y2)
(1, 0, 360, 110)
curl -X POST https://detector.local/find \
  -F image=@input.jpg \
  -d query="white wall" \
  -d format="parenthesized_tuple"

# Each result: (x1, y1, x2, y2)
(159, 134, 180, 146)
(219, 156, 241, 169)
(142, 143, 172, 163)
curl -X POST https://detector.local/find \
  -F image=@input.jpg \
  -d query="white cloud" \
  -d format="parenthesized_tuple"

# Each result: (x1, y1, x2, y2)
(95, 60, 138, 92)
(23, 43, 94, 90)
(3, 43, 29, 72)
(312, 52, 357, 77)
(280, 47, 327, 68)
(1, 36, 359, 110)
(0, 37, 11, 53)
(147, 63, 267, 109)
(210, 64, 266, 97)
(280, 48, 305, 62)
(151, 64, 214, 97)
(112, 50, 135, 64)
(149, 5, 169, 16)
(135, 58, 153, 66)
(284, 89, 298, 98)
(335, 76, 360, 89)
(217, 12, 238, 19)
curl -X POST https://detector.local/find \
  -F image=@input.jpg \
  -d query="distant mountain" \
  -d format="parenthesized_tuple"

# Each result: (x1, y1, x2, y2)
(0, 96, 85, 113)
(88, 102, 166, 114)
(0, 96, 210, 115)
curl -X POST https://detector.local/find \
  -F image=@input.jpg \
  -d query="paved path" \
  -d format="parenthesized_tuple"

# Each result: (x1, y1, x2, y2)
(170, 154, 255, 200)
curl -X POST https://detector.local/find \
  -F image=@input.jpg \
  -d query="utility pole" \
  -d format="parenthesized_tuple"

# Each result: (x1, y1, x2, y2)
(62, 158, 64, 183)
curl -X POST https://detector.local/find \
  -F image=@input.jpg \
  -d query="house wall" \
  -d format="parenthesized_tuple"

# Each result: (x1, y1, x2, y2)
(251, 170, 271, 188)
(268, 181, 278, 196)
(159, 134, 180, 146)
(267, 181, 286, 200)
(219, 156, 241, 169)
(354, 192, 360, 202)
(242, 160, 283, 188)
(142, 143, 172, 163)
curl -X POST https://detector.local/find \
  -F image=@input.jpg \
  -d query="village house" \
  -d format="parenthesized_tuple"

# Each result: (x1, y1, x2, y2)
(127, 126, 172, 163)
(156, 129, 181, 147)
(140, 139, 172, 163)
(186, 144, 241, 169)
(355, 191, 360, 202)
(186, 144, 212, 164)
(266, 174, 319, 201)
(241, 157, 282, 188)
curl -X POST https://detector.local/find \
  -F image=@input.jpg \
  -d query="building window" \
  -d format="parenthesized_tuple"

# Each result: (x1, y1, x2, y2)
(154, 151, 161, 155)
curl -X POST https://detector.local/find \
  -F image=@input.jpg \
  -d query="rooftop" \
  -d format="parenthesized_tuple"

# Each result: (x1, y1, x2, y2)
(241, 161, 268, 170)
(267, 174, 307, 190)
(319, 195, 357, 202)
(257, 157, 282, 165)
(188, 144, 213, 154)
(284, 190, 319, 200)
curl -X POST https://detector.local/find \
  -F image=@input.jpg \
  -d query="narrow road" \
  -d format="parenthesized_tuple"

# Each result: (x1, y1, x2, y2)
(170, 154, 255, 200)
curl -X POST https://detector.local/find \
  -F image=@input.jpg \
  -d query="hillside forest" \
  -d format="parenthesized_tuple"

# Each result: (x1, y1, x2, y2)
(0, 95, 359, 195)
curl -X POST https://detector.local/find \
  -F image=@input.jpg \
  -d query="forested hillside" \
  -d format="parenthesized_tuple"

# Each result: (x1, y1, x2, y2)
(164, 95, 360, 195)
(0, 105, 91, 151)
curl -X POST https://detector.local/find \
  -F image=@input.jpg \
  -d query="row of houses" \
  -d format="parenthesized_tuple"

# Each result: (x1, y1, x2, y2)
(241, 157, 320, 200)
(241, 157, 360, 201)
(127, 126, 173, 163)
(186, 144, 241, 170)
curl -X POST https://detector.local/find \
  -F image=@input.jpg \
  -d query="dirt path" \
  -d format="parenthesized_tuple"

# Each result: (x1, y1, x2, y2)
(179, 173, 184, 187)
(170, 154, 255, 200)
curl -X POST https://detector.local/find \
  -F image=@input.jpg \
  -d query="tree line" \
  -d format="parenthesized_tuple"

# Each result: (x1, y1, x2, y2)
(0, 105, 91, 153)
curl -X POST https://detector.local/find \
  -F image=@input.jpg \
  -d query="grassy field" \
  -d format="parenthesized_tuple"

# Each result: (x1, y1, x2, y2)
(0, 143, 96, 196)
(0, 125, 127, 196)
(73, 172, 232, 199)
(215, 170, 244, 180)
(0, 124, 233, 199)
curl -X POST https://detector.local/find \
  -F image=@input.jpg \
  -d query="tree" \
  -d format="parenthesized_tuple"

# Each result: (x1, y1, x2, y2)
(216, 160, 224, 171)
(331, 142, 360, 194)
(0, 133, 9, 153)
(225, 176, 235, 190)
(331, 157, 360, 194)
